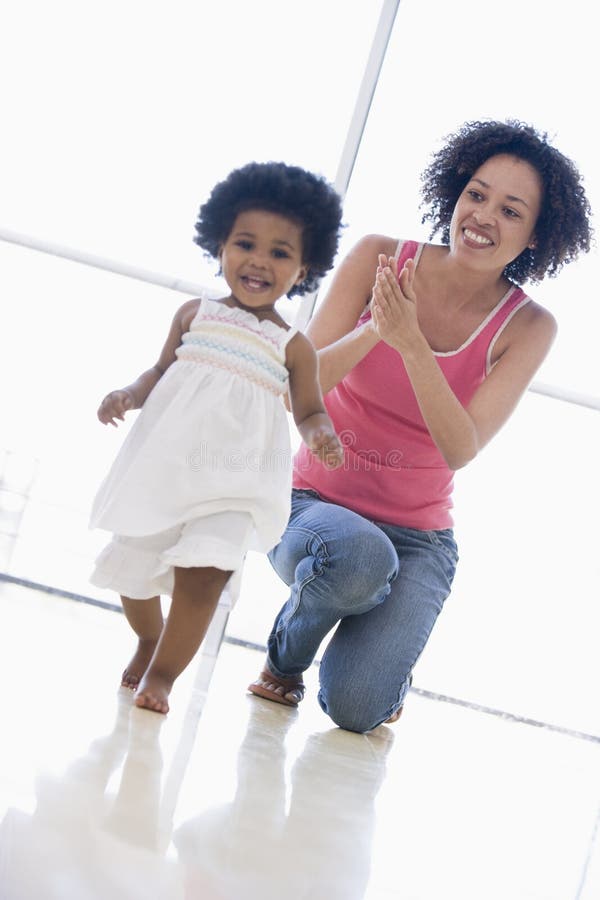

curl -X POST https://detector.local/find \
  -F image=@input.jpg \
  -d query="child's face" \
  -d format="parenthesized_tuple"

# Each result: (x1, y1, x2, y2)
(220, 210, 307, 309)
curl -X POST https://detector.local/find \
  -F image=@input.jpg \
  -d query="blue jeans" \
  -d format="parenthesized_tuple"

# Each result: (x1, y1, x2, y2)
(266, 489, 459, 733)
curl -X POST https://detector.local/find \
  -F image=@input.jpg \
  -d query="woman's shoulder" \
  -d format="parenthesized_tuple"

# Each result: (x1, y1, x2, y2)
(351, 234, 429, 267)
(498, 289, 557, 355)
(336, 234, 409, 280)
(518, 294, 557, 335)
(350, 233, 401, 259)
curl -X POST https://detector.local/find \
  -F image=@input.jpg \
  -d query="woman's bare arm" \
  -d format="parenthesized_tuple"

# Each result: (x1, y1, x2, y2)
(372, 259, 557, 469)
(304, 234, 397, 394)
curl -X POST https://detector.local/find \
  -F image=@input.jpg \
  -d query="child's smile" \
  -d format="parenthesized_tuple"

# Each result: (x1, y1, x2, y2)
(240, 273, 272, 292)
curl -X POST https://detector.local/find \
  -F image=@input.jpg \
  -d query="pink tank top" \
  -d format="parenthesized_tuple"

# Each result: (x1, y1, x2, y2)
(293, 240, 531, 530)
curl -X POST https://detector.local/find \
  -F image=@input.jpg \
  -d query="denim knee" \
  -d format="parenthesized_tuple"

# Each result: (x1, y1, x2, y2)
(318, 673, 410, 734)
(318, 688, 384, 734)
(323, 705, 376, 734)
(318, 528, 398, 616)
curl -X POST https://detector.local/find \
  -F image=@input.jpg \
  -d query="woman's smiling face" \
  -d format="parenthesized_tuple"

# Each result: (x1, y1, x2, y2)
(449, 153, 543, 274)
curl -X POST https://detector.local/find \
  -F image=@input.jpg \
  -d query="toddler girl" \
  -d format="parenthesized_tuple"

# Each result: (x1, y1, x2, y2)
(90, 161, 344, 713)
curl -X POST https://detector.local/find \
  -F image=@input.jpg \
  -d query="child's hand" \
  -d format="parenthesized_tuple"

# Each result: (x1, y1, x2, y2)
(97, 389, 135, 426)
(307, 426, 344, 470)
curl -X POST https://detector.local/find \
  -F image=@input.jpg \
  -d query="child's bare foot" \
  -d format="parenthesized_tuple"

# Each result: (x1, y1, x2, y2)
(134, 671, 172, 714)
(121, 638, 160, 690)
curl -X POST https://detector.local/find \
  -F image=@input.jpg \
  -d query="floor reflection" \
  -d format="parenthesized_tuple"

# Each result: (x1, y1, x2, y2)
(0, 687, 393, 900)
(0, 690, 182, 900)
(1, 587, 599, 900)
(174, 700, 394, 899)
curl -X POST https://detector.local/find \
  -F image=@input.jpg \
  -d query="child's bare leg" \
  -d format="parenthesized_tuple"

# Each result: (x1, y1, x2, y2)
(135, 566, 231, 714)
(120, 596, 164, 689)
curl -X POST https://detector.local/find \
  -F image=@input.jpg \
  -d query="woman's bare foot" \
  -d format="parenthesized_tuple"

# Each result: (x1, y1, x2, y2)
(134, 671, 172, 714)
(121, 638, 160, 690)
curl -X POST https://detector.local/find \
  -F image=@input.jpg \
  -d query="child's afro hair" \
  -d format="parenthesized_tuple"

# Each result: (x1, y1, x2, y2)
(194, 161, 344, 296)
(420, 119, 593, 284)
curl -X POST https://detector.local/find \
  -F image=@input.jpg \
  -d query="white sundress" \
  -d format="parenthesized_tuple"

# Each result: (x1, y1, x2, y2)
(89, 295, 297, 599)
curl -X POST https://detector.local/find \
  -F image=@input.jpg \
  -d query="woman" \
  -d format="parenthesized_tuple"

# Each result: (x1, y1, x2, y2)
(248, 119, 593, 733)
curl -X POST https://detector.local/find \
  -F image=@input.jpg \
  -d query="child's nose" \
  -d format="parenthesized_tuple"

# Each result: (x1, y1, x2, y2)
(248, 248, 268, 268)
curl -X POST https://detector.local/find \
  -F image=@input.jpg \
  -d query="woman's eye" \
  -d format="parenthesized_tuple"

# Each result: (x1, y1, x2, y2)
(503, 207, 520, 218)
(467, 189, 483, 201)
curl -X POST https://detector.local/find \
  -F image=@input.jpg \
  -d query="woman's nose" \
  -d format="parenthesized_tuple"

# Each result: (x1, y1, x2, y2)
(473, 206, 495, 226)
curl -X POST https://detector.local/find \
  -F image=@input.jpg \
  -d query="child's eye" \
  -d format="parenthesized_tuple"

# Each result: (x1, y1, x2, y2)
(235, 240, 253, 250)
(272, 248, 291, 259)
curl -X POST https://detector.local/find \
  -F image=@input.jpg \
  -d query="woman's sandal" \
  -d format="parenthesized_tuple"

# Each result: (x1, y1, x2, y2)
(248, 668, 306, 707)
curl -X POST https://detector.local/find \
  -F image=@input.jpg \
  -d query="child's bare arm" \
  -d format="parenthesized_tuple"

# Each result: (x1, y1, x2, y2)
(97, 298, 200, 426)
(285, 333, 344, 469)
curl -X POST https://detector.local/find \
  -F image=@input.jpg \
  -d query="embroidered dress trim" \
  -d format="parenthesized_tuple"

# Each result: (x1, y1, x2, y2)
(175, 297, 291, 396)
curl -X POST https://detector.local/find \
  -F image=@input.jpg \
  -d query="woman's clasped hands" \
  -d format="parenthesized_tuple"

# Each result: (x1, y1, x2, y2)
(370, 254, 422, 355)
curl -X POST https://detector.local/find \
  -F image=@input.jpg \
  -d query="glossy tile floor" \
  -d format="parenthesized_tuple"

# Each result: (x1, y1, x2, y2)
(1, 583, 599, 900)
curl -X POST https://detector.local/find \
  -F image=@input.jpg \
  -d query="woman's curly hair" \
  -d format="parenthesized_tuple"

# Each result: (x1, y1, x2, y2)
(194, 161, 343, 296)
(420, 120, 593, 284)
